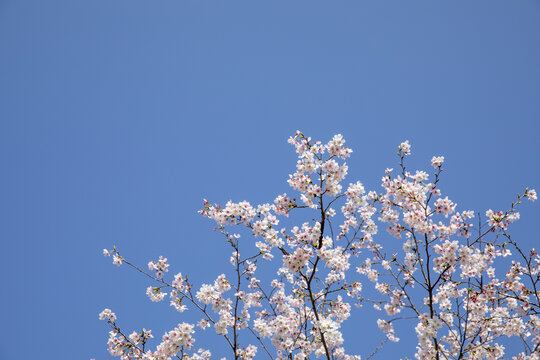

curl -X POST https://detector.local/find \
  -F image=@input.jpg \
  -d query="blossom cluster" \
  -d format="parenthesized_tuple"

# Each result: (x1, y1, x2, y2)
(148, 256, 169, 278)
(100, 131, 538, 360)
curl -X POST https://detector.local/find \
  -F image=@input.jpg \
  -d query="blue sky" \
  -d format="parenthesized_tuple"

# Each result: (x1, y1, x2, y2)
(1, 1, 539, 359)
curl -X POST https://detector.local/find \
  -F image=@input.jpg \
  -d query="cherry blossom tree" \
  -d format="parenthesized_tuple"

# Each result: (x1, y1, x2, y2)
(100, 131, 539, 360)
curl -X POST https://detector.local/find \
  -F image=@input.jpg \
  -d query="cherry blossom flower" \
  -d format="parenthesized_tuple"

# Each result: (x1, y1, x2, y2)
(431, 156, 444, 168)
(525, 188, 537, 202)
(99, 308, 116, 321)
(399, 140, 411, 155)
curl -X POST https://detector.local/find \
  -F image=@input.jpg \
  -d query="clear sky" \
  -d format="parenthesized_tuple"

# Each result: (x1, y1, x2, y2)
(1, 1, 539, 359)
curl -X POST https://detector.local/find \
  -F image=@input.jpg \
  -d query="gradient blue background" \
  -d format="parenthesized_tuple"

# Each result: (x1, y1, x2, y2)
(1, 1, 539, 359)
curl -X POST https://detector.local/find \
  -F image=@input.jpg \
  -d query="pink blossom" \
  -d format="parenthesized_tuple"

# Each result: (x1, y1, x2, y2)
(526, 188, 537, 202)
(399, 140, 411, 155)
(431, 156, 444, 168)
